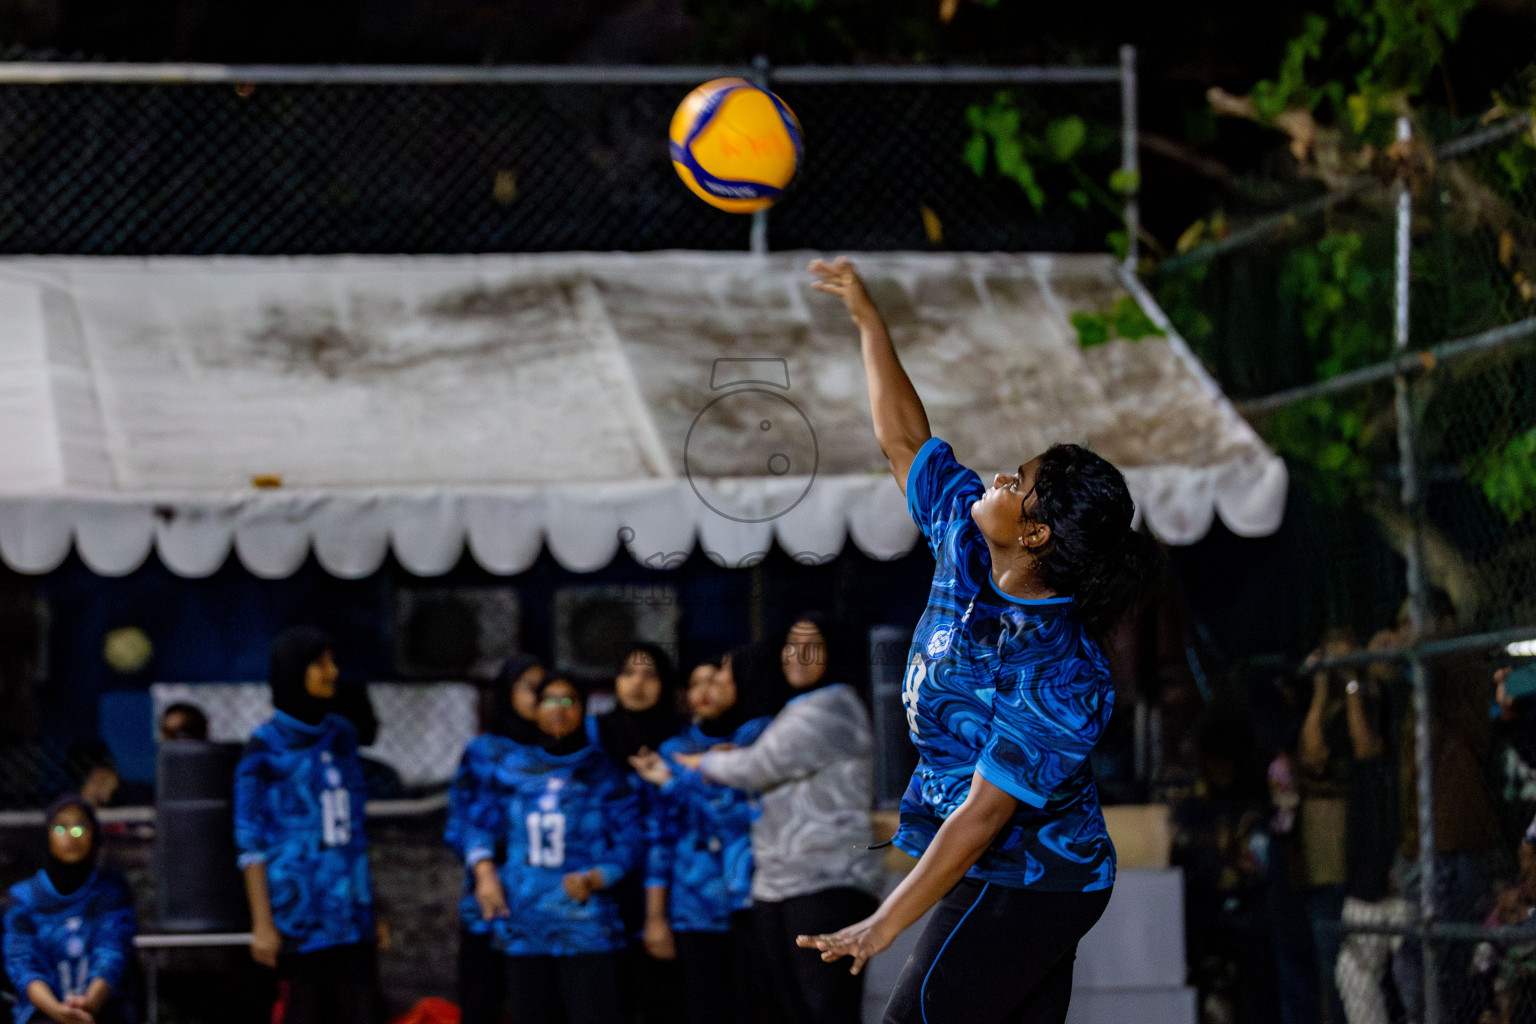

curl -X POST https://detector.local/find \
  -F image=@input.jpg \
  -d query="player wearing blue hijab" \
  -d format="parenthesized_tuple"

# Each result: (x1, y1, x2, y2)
(463, 673, 644, 1024)
(4, 795, 136, 1024)
(631, 645, 780, 1024)
(796, 258, 1160, 1024)
(234, 626, 382, 1024)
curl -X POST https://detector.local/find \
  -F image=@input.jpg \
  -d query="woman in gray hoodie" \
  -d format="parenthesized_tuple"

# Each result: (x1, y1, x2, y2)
(675, 612, 882, 1024)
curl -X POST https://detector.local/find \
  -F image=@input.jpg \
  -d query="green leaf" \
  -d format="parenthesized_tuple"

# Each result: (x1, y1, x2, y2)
(1108, 168, 1141, 195)
(962, 133, 988, 177)
(1105, 230, 1129, 260)
(1044, 116, 1087, 162)
(1108, 294, 1166, 340)
(1067, 189, 1090, 210)
(1071, 311, 1111, 348)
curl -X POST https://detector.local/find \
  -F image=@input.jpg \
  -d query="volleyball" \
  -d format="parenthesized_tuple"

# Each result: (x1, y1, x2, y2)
(669, 78, 803, 214)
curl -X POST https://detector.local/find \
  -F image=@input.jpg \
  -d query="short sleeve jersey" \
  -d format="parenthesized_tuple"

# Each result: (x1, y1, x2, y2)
(892, 438, 1116, 892)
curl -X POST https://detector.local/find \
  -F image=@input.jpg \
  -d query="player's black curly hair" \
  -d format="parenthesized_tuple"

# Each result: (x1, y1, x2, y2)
(1024, 443, 1162, 633)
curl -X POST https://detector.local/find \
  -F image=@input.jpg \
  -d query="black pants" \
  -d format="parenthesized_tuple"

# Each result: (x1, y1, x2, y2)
(883, 879, 1112, 1024)
(754, 887, 880, 1024)
(676, 911, 773, 1024)
(505, 952, 624, 1024)
(278, 942, 384, 1024)
(458, 927, 506, 1024)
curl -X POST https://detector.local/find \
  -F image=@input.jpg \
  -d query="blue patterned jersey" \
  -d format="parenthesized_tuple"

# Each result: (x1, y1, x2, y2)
(445, 733, 524, 939)
(233, 711, 374, 953)
(3, 870, 136, 1024)
(461, 741, 643, 957)
(893, 438, 1116, 892)
(647, 717, 772, 933)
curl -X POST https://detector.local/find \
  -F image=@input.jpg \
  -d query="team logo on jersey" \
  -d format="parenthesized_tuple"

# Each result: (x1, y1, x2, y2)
(926, 624, 956, 658)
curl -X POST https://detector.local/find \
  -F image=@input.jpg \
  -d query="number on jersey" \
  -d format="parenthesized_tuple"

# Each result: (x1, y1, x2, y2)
(902, 655, 927, 735)
(321, 788, 351, 847)
(57, 957, 89, 998)
(525, 812, 567, 867)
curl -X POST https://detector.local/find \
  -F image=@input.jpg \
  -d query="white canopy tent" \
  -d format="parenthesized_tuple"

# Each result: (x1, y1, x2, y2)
(0, 251, 1285, 579)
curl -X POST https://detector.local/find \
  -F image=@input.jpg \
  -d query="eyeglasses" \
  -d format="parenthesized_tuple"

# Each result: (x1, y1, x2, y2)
(51, 825, 87, 839)
(539, 696, 576, 708)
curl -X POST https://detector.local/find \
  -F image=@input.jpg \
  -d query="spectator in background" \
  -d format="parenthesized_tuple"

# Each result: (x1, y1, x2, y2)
(1297, 628, 1357, 1024)
(1390, 594, 1501, 1024)
(1492, 662, 1536, 851)
(3, 794, 137, 1024)
(160, 702, 209, 742)
(677, 613, 881, 1024)
(63, 740, 121, 809)
(445, 653, 545, 1024)
(1314, 628, 1407, 1024)
(234, 626, 383, 1024)
(1171, 703, 1275, 1024)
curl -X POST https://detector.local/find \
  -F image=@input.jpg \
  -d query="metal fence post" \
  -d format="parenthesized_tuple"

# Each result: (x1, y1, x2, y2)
(1119, 44, 1139, 269)
(1392, 112, 1440, 1024)
(749, 54, 772, 256)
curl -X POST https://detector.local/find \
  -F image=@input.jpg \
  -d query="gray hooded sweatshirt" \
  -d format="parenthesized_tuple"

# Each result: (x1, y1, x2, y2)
(700, 682, 883, 902)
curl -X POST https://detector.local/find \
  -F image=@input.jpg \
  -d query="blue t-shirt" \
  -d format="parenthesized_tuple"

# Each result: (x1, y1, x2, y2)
(233, 711, 375, 953)
(892, 437, 1116, 892)
(648, 717, 772, 933)
(460, 741, 643, 957)
(3, 870, 136, 1024)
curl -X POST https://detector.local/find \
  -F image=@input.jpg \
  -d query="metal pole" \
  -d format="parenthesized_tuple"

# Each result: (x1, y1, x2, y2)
(1392, 113, 1440, 1024)
(1119, 45, 1139, 269)
(749, 54, 772, 256)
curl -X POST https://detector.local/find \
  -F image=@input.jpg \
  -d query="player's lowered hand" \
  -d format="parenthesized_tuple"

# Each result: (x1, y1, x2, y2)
(808, 256, 879, 328)
(796, 913, 896, 976)
(474, 872, 510, 921)
(642, 915, 677, 961)
(51, 1004, 94, 1024)
(249, 921, 282, 968)
(629, 749, 672, 786)
(563, 870, 599, 903)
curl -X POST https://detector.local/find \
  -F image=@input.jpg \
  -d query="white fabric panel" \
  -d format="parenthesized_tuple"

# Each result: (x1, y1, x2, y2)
(72, 501, 156, 576)
(155, 503, 238, 578)
(388, 492, 466, 577)
(0, 498, 74, 573)
(233, 498, 316, 579)
(461, 492, 546, 575)
(311, 494, 395, 579)
(842, 476, 920, 562)
(0, 279, 64, 490)
(1123, 467, 1218, 547)
(1214, 451, 1290, 538)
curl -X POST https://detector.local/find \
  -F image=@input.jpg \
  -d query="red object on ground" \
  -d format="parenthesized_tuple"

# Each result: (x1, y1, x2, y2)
(393, 997, 461, 1024)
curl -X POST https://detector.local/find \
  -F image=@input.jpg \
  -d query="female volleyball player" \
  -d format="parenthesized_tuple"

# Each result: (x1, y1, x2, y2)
(796, 257, 1160, 1024)
(234, 626, 383, 1024)
(4, 796, 136, 1024)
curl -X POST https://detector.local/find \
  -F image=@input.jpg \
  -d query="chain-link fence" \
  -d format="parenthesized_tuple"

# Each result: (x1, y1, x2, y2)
(0, 62, 1133, 255)
(1159, 115, 1536, 1024)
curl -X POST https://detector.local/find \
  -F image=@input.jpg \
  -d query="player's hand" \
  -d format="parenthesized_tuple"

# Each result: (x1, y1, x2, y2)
(796, 913, 896, 976)
(563, 869, 603, 903)
(629, 749, 673, 786)
(49, 1004, 93, 1024)
(475, 872, 510, 921)
(249, 922, 282, 968)
(673, 751, 705, 772)
(809, 256, 880, 328)
(642, 915, 677, 961)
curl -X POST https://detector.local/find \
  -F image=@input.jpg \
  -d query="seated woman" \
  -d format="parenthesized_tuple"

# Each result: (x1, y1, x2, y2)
(463, 673, 643, 1024)
(631, 647, 782, 1024)
(3, 795, 136, 1024)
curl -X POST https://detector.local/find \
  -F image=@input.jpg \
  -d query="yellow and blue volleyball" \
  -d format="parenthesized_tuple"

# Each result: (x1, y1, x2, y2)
(669, 78, 803, 214)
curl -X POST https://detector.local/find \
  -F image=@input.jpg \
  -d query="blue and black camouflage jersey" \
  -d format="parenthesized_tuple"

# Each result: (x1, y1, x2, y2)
(233, 710, 375, 954)
(3, 870, 136, 1024)
(461, 741, 643, 957)
(445, 733, 521, 940)
(647, 717, 772, 933)
(893, 437, 1116, 893)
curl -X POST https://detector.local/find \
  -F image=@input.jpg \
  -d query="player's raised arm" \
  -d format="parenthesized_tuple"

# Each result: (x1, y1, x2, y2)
(809, 257, 930, 494)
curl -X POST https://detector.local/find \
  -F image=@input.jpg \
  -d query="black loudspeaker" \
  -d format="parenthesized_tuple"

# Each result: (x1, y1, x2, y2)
(868, 626, 919, 809)
(155, 741, 250, 933)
